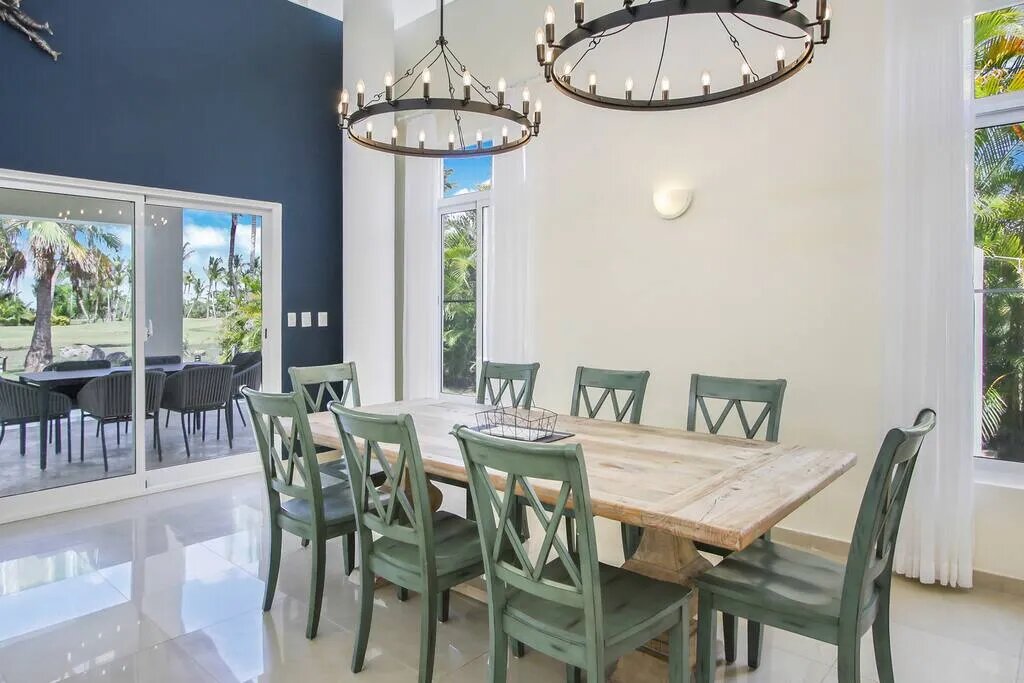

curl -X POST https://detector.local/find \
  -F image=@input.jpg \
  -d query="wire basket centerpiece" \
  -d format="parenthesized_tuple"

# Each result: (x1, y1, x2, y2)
(475, 406, 560, 442)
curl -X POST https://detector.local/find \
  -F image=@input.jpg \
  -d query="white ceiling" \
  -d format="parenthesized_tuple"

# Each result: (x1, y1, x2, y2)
(288, 0, 451, 28)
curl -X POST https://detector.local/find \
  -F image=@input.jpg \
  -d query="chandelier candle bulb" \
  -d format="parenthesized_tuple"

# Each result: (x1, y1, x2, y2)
(701, 71, 711, 95)
(575, 0, 584, 25)
(544, 6, 556, 44)
(589, 72, 597, 95)
(816, 0, 827, 21)
(502, 125, 509, 145)
(448, 131, 455, 150)
(418, 130, 426, 149)
(365, 121, 373, 140)
(625, 77, 633, 100)
(563, 63, 572, 85)
(385, 72, 394, 102)
(391, 126, 398, 145)
(339, 90, 349, 117)
(356, 80, 365, 108)
(535, 28, 546, 64)
(662, 77, 671, 100)
(422, 69, 431, 99)
(497, 78, 506, 106)
(476, 130, 483, 145)
(741, 62, 752, 85)
(822, 5, 832, 41)
(523, 87, 531, 115)
(534, 99, 542, 126)
(463, 70, 472, 101)
(776, 45, 786, 71)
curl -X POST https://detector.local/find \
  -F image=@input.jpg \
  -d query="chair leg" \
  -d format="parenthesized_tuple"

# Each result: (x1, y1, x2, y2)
(80, 415, 85, 461)
(301, 538, 310, 548)
(226, 403, 234, 448)
(723, 613, 738, 664)
(202, 411, 206, 442)
(100, 422, 108, 472)
(872, 582, 895, 683)
(341, 532, 355, 576)
(398, 586, 409, 601)
(697, 590, 716, 683)
(668, 603, 690, 683)
(418, 586, 438, 683)
(115, 417, 120, 446)
(306, 537, 327, 639)
(512, 639, 525, 658)
(837, 633, 861, 683)
(236, 398, 247, 426)
(565, 666, 582, 683)
(154, 414, 162, 460)
(351, 559, 375, 673)
(439, 589, 451, 623)
(56, 417, 64, 459)
(748, 619, 764, 669)
(216, 408, 221, 440)
(263, 523, 282, 612)
(165, 409, 170, 428)
(488, 612, 509, 683)
(0, 421, 6, 445)
(179, 412, 191, 459)
(19, 423, 25, 456)
(66, 415, 72, 462)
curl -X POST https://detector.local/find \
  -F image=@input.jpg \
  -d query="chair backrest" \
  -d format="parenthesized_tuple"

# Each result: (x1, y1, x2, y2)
(453, 426, 603, 644)
(167, 365, 234, 409)
(145, 355, 181, 366)
(232, 361, 263, 393)
(43, 359, 111, 372)
(230, 350, 262, 371)
(477, 361, 540, 408)
(144, 371, 166, 413)
(105, 352, 131, 367)
(841, 409, 936, 628)
(243, 388, 327, 520)
(570, 366, 650, 424)
(329, 404, 436, 573)
(289, 362, 361, 413)
(79, 370, 167, 416)
(0, 378, 41, 420)
(686, 374, 787, 442)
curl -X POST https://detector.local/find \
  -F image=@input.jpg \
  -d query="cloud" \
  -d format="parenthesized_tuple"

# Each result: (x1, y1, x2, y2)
(183, 224, 228, 249)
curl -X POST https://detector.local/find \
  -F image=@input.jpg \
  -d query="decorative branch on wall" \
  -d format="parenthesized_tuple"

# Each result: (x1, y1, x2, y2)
(1, 0, 59, 60)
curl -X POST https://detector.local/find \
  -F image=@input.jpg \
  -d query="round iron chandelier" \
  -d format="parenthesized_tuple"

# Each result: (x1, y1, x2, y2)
(337, 3, 539, 159)
(536, 0, 832, 112)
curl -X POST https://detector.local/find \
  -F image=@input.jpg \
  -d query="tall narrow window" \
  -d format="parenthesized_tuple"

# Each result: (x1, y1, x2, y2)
(440, 144, 492, 395)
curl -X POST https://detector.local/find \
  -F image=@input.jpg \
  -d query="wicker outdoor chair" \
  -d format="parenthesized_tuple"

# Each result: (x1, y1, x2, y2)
(161, 364, 235, 458)
(229, 352, 262, 427)
(0, 378, 73, 463)
(78, 370, 166, 470)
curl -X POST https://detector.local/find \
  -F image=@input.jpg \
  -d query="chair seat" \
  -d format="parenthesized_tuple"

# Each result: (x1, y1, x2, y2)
(373, 511, 483, 577)
(280, 483, 356, 528)
(506, 561, 690, 649)
(694, 539, 845, 629)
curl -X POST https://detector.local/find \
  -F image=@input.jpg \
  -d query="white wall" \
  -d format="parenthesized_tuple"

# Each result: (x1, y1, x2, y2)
(390, 0, 1024, 580)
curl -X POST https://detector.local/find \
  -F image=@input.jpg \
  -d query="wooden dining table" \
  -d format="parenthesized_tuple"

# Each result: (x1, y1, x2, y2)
(307, 398, 857, 681)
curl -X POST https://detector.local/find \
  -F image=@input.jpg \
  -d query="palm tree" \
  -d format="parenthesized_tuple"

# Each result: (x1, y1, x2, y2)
(249, 216, 258, 268)
(0, 219, 120, 371)
(976, 6, 1024, 97)
(204, 256, 224, 318)
(441, 213, 478, 392)
(227, 213, 239, 297)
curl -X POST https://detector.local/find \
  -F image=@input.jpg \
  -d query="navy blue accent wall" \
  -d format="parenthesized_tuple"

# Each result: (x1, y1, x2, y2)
(0, 0, 343, 386)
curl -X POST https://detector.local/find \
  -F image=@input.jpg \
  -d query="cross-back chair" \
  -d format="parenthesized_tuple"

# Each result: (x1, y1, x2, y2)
(289, 362, 361, 413)
(330, 404, 486, 683)
(476, 361, 540, 409)
(686, 372, 787, 668)
(453, 426, 691, 683)
(695, 409, 936, 683)
(243, 387, 358, 639)
(568, 366, 651, 560)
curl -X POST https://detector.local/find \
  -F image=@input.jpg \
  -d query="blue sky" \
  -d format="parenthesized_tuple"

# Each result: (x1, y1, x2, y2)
(444, 144, 493, 197)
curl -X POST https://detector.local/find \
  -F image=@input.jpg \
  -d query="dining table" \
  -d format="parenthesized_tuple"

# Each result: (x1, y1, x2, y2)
(18, 362, 205, 470)
(306, 398, 857, 680)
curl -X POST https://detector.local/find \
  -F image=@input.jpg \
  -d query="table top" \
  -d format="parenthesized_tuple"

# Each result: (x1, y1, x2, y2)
(307, 398, 857, 551)
(20, 362, 205, 386)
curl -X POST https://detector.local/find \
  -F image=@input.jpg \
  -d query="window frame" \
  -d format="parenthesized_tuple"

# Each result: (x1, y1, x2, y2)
(438, 189, 490, 398)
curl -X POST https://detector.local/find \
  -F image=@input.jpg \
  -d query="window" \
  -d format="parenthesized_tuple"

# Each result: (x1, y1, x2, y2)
(440, 146, 491, 395)
(974, 4, 1024, 461)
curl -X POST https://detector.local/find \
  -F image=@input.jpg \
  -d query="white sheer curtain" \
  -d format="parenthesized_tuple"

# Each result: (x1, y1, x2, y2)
(884, 0, 975, 588)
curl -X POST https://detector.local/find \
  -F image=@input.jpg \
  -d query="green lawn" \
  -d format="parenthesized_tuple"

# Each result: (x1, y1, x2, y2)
(0, 318, 225, 375)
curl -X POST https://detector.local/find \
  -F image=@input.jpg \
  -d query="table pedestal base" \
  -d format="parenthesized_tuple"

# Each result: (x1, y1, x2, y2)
(610, 529, 712, 682)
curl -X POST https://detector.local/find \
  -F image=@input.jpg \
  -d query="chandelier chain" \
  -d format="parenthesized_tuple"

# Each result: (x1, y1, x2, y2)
(647, 16, 670, 103)
(717, 13, 760, 80)
(729, 12, 807, 40)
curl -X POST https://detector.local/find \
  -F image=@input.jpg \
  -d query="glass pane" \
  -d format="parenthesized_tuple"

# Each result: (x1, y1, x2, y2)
(145, 206, 261, 470)
(443, 142, 494, 198)
(441, 209, 478, 395)
(0, 187, 135, 497)
(976, 4, 1024, 98)
(978, 292, 1024, 462)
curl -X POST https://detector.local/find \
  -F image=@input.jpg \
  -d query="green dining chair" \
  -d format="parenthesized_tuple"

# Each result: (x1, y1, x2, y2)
(695, 409, 936, 683)
(288, 362, 361, 561)
(330, 404, 486, 683)
(686, 373, 787, 669)
(568, 366, 651, 559)
(476, 361, 540, 409)
(452, 425, 691, 683)
(243, 387, 358, 639)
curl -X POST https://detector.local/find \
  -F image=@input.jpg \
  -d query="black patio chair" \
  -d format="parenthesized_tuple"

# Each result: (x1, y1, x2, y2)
(161, 364, 235, 459)
(229, 351, 262, 427)
(145, 355, 181, 366)
(0, 378, 72, 463)
(78, 371, 166, 471)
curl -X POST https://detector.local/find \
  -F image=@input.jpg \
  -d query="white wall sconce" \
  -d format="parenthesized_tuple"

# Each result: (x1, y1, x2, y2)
(653, 187, 693, 220)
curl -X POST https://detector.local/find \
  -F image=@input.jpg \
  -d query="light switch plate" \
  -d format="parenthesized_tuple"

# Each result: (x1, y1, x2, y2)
(301, 312, 312, 328)
(287, 312, 297, 327)
(317, 312, 328, 327)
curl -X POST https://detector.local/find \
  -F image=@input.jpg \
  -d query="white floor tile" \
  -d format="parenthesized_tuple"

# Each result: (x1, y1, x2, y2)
(59, 638, 218, 683)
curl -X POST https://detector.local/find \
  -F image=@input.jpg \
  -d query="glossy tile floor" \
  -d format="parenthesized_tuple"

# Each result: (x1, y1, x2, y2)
(1, 475, 1023, 682)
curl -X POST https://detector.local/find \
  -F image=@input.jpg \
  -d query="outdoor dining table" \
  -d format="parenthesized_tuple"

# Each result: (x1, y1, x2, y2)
(306, 398, 857, 680)
(18, 362, 205, 470)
